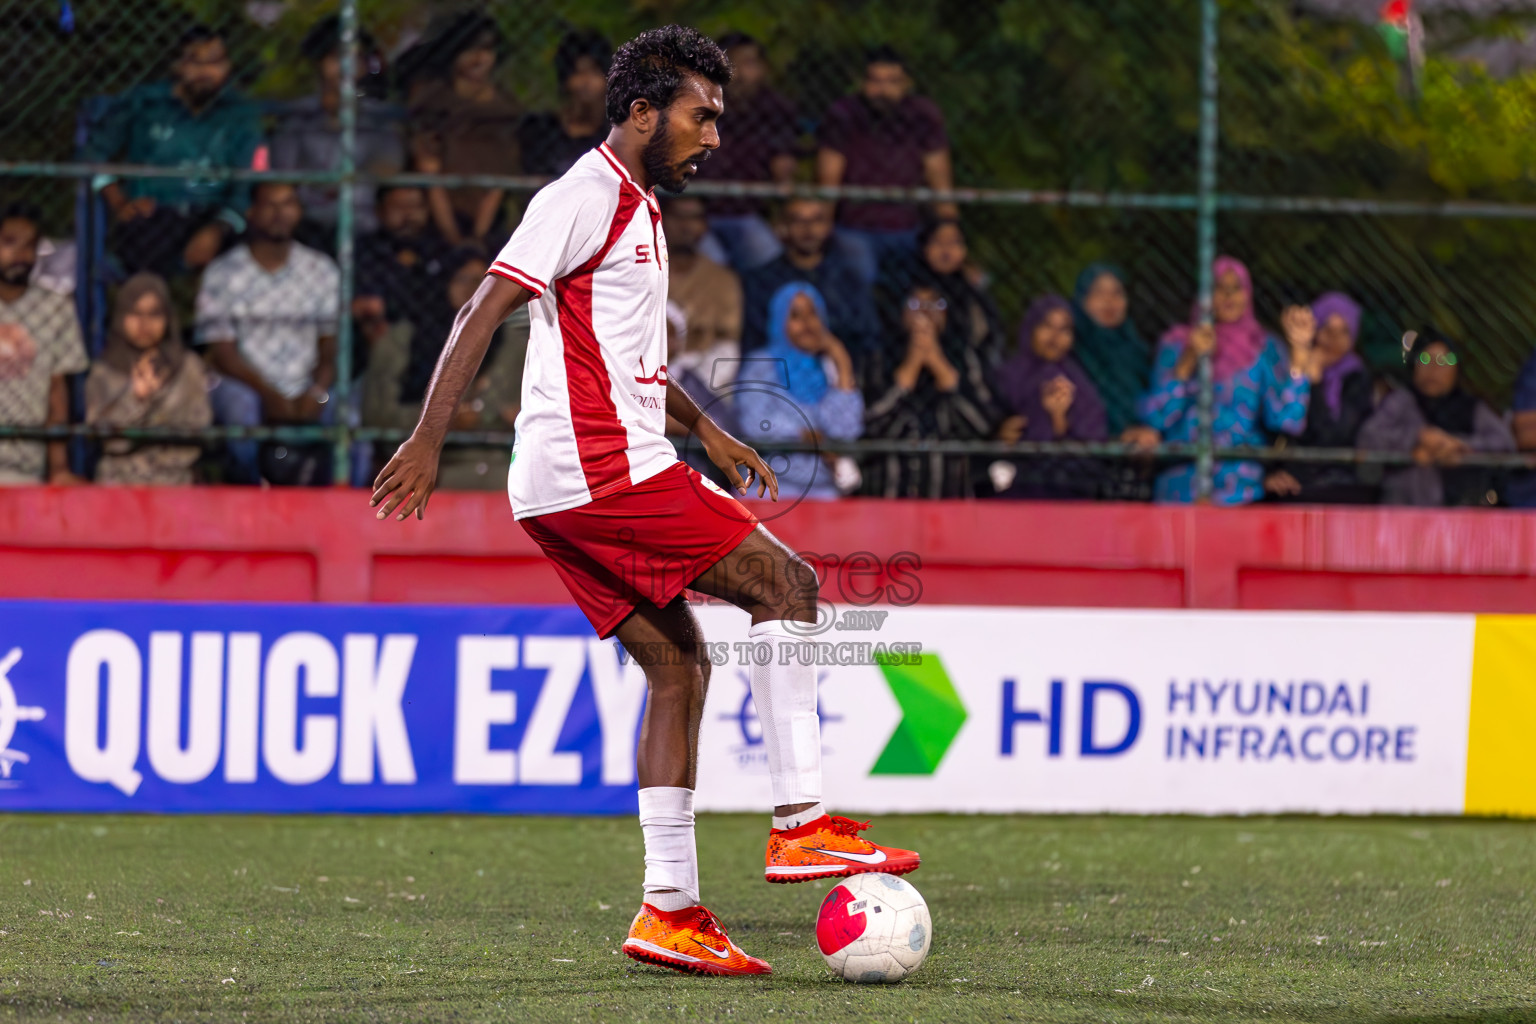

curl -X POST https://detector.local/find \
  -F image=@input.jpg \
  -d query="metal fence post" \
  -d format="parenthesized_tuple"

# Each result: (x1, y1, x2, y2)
(332, 0, 359, 485)
(1195, 0, 1220, 501)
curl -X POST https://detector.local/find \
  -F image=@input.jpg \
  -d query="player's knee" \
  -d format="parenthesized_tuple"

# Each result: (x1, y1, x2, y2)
(783, 553, 821, 607)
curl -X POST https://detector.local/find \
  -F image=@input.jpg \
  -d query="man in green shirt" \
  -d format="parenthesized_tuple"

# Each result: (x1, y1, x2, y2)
(82, 24, 263, 278)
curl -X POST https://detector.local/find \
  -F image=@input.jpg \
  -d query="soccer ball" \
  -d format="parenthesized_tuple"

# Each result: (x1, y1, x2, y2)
(815, 872, 931, 983)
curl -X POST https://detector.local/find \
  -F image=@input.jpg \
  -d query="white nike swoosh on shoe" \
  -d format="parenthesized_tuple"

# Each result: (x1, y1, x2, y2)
(806, 847, 887, 865)
(692, 939, 732, 959)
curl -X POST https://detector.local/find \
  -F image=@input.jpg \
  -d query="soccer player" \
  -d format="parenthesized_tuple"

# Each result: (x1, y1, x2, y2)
(370, 26, 919, 977)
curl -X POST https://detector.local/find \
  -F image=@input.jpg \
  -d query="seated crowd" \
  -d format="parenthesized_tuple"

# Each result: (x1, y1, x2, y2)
(2, 18, 1530, 507)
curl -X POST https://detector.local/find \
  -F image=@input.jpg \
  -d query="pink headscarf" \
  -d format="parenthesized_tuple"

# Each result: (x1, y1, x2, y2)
(1161, 255, 1268, 382)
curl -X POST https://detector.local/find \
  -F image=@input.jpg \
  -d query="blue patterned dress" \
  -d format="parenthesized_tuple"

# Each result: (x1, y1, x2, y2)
(1138, 336, 1310, 505)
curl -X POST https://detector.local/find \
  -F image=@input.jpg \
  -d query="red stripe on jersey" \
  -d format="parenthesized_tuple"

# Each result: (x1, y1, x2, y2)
(490, 262, 547, 295)
(554, 186, 645, 500)
(488, 264, 546, 296)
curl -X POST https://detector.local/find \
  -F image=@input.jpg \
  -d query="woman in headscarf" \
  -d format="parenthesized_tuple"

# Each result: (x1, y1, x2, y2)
(1357, 331, 1513, 506)
(86, 273, 212, 484)
(991, 294, 1108, 499)
(862, 277, 999, 498)
(1264, 291, 1379, 503)
(1071, 264, 1154, 441)
(876, 217, 1006, 370)
(735, 282, 864, 501)
(1138, 255, 1311, 505)
(361, 249, 528, 491)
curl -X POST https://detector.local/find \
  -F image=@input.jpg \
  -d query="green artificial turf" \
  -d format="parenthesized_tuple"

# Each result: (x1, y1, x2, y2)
(0, 814, 1533, 1022)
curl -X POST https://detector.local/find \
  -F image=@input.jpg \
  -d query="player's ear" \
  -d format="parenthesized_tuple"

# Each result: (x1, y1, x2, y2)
(629, 97, 653, 133)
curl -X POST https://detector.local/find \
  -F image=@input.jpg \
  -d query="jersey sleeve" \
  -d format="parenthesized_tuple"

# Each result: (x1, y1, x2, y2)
(489, 180, 611, 297)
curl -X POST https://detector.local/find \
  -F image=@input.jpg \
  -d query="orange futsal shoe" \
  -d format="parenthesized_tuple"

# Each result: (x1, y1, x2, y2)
(764, 814, 921, 884)
(622, 903, 772, 977)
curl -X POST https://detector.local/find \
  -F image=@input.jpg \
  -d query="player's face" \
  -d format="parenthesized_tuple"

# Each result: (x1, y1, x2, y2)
(785, 292, 824, 351)
(923, 222, 966, 276)
(862, 61, 910, 109)
(1315, 313, 1354, 369)
(122, 291, 169, 350)
(247, 185, 303, 242)
(661, 199, 707, 252)
(0, 217, 39, 286)
(565, 56, 607, 105)
(1082, 272, 1127, 329)
(1212, 270, 1248, 325)
(643, 74, 722, 193)
(379, 188, 429, 238)
(176, 39, 232, 105)
(1413, 342, 1458, 398)
(1030, 308, 1075, 362)
(781, 200, 832, 258)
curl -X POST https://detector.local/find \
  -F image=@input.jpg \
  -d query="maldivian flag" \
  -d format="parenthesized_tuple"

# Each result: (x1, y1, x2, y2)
(1379, 0, 1411, 60)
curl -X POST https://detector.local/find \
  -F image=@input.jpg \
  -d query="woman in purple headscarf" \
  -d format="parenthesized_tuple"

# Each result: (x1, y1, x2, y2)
(991, 294, 1108, 498)
(1264, 292, 1379, 503)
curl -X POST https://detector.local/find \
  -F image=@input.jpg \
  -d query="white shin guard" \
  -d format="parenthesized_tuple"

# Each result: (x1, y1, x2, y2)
(747, 619, 824, 809)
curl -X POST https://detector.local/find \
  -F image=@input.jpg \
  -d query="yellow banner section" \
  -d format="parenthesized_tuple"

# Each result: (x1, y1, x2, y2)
(1466, 615, 1536, 818)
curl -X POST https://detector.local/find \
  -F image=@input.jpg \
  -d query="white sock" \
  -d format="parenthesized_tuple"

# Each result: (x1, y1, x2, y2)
(639, 787, 698, 911)
(772, 802, 826, 831)
(748, 619, 824, 814)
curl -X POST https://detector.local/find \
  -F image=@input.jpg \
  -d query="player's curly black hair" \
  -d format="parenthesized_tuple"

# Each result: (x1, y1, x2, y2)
(605, 25, 732, 127)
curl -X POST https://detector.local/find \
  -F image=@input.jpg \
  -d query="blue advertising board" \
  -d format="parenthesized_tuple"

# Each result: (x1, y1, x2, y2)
(0, 601, 645, 814)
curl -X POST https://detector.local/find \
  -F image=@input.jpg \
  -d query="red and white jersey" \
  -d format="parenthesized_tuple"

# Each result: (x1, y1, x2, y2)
(490, 143, 676, 520)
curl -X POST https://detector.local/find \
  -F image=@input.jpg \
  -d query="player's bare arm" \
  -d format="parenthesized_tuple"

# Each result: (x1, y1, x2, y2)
(371, 274, 531, 521)
(665, 380, 780, 500)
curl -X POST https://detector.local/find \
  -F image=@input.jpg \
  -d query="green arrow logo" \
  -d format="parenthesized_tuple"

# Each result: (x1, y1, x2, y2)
(870, 651, 967, 775)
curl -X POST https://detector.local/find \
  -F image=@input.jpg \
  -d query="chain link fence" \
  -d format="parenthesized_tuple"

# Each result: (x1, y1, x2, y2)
(1, 0, 1533, 504)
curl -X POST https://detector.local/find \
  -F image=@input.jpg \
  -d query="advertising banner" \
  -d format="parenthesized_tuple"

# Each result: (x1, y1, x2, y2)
(0, 600, 1530, 817)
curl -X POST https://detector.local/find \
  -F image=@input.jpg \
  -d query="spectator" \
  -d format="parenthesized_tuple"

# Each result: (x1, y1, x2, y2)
(876, 217, 1004, 370)
(361, 249, 527, 491)
(83, 24, 263, 277)
(736, 283, 863, 501)
(408, 12, 521, 249)
(1264, 292, 1378, 504)
(0, 204, 88, 485)
(1357, 331, 1513, 507)
(662, 196, 742, 390)
(742, 198, 878, 357)
(1505, 350, 1536, 508)
(270, 15, 404, 243)
(85, 273, 211, 485)
(992, 295, 1108, 500)
(1139, 256, 1310, 506)
(816, 45, 955, 285)
(518, 30, 611, 177)
(197, 183, 339, 485)
(862, 281, 996, 498)
(355, 186, 451, 355)
(691, 31, 798, 271)
(1071, 263, 1155, 442)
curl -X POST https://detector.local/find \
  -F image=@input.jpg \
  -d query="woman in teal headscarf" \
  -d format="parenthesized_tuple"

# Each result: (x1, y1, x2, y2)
(1071, 264, 1155, 440)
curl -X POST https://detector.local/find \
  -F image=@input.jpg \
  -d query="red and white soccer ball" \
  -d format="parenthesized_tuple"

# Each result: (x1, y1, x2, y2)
(815, 872, 931, 983)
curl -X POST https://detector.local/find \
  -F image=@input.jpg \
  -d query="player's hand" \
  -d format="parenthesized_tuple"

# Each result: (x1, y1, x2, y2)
(699, 420, 778, 501)
(372, 434, 441, 521)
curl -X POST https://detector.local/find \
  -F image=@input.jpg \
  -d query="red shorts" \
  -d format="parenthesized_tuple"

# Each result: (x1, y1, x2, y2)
(520, 461, 759, 638)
